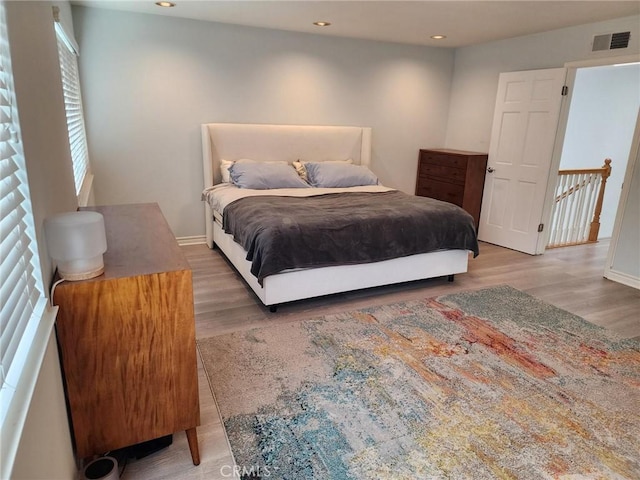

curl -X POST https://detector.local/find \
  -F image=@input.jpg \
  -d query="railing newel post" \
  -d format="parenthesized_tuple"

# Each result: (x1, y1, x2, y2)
(588, 158, 612, 243)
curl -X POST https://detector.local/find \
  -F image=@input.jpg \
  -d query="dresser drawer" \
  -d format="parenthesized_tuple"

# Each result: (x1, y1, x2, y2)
(416, 179, 464, 207)
(420, 152, 468, 169)
(418, 163, 466, 185)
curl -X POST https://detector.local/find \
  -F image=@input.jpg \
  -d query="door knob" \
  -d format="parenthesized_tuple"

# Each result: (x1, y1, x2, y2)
(487, 167, 495, 173)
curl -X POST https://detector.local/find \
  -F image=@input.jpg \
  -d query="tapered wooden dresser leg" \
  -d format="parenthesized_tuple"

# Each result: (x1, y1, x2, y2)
(185, 428, 201, 465)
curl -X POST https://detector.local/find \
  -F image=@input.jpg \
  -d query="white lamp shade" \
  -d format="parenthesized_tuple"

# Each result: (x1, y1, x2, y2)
(44, 211, 107, 280)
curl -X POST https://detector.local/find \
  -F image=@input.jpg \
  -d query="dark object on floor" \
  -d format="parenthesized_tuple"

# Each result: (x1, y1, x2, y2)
(109, 434, 173, 464)
(82, 456, 118, 480)
(127, 434, 173, 459)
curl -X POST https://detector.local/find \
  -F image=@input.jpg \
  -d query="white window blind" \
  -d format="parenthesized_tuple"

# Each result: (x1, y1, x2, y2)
(54, 11, 90, 196)
(0, 2, 47, 422)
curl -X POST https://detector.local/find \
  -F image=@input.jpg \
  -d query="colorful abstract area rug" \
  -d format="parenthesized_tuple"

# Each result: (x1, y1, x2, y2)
(198, 285, 640, 479)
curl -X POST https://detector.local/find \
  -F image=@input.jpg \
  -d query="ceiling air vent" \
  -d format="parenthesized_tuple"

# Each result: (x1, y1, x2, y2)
(592, 31, 631, 52)
(610, 31, 631, 49)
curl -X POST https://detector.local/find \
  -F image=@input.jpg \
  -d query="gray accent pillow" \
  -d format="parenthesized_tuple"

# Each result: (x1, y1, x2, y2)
(229, 162, 310, 189)
(293, 159, 353, 182)
(305, 162, 379, 188)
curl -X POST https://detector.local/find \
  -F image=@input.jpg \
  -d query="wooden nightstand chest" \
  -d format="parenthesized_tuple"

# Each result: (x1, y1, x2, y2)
(415, 149, 488, 230)
(53, 203, 200, 465)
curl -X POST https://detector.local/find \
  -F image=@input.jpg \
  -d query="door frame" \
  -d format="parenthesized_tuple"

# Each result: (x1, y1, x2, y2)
(536, 53, 640, 254)
(604, 110, 640, 289)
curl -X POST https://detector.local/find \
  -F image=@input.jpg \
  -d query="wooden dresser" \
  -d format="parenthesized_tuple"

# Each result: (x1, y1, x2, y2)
(53, 203, 200, 465)
(415, 148, 488, 230)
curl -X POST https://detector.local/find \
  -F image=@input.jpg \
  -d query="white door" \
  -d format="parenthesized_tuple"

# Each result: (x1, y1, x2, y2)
(478, 68, 567, 254)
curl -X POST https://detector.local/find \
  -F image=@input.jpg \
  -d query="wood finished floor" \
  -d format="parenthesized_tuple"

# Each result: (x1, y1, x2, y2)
(121, 239, 640, 480)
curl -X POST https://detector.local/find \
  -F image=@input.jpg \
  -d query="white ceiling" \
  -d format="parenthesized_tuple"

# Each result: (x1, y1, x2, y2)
(73, 1, 640, 48)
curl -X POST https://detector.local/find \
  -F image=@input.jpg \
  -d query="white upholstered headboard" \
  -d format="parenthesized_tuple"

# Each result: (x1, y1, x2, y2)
(201, 123, 372, 246)
(201, 123, 372, 187)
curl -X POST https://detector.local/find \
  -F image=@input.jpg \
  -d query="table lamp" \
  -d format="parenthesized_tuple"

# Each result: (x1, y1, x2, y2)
(44, 211, 107, 281)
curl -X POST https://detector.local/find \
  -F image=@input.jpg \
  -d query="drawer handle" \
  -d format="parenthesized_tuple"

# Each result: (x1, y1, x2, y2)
(487, 167, 495, 173)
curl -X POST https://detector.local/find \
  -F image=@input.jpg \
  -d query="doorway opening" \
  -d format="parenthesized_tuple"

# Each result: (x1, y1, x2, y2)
(547, 61, 640, 249)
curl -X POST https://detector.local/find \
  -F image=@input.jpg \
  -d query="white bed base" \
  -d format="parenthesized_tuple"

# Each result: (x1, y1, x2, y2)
(201, 123, 470, 307)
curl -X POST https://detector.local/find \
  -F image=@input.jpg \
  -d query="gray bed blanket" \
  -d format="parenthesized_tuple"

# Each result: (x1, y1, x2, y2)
(222, 190, 479, 283)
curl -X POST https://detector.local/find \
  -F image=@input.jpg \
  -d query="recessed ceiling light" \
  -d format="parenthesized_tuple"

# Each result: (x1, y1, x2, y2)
(313, 21, 331, 27)
(155, 1, 176, 7)
(431, 35, 447, 40)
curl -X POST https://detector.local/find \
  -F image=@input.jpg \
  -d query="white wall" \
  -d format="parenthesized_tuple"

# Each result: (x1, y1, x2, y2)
(445, 15, 640, 152)
(5, 1, 77, 479)
(11, 336, 76, 479)
(72, 6, 455, 238)
(559, 64, 640, 238)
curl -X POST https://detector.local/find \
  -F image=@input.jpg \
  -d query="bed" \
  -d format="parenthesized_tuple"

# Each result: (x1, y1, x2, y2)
(201, 123, 478, 310)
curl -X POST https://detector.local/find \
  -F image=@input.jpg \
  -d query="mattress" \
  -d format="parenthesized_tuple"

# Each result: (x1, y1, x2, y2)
(204, 185, 479, 283)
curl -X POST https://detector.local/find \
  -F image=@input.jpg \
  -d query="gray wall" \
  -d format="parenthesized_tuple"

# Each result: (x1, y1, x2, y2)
(5, 1, 77, 478)
(74, 8, 640, 241)
(445, 15, 640, 152)
(72, 6, 455, 238)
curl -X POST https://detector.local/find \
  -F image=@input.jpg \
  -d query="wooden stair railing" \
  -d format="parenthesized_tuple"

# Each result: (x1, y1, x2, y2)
(547, 159, 612, 249)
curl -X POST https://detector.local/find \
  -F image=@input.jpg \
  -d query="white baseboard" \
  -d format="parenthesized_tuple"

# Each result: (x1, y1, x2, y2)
(604, 270, 640, 290)
(176, 235, 207, 246)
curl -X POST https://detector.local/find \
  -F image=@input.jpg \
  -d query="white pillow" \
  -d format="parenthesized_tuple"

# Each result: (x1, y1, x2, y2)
(293, 159, 353, 182)
(220, 159, 235, 183)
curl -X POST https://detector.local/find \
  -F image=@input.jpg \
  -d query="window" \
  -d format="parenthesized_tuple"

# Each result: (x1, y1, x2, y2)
(0, 4, 56, 477)
(0, 0, 47, 426)
(54, 7, 91, 202)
